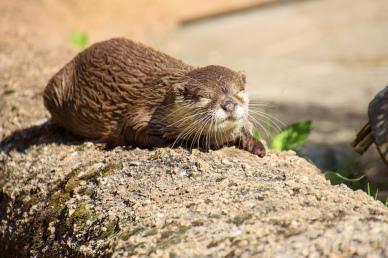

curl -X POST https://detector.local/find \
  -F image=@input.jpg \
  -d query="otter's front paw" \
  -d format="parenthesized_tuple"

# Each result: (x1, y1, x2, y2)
(238, 136, 266, 157)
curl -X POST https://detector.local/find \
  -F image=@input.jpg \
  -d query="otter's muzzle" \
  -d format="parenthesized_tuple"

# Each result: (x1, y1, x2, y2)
(221, 100, 237, 113)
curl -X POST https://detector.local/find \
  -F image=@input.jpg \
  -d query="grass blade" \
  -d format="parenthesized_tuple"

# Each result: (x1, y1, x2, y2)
(324, 172, 365, 183)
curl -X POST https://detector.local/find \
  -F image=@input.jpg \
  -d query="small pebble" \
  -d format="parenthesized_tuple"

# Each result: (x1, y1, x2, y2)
(221, 158, 232, 165)
(129, 161, 140, 166)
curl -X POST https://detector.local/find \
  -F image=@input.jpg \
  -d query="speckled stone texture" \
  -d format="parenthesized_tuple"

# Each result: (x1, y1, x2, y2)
(1, 137, 387, 257)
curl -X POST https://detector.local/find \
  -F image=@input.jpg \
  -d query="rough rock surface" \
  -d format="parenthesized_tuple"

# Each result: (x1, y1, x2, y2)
(1, 127, 388, 257)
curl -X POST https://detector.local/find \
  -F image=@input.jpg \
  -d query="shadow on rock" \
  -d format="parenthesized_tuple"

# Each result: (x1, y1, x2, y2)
(0, 120, 83, 154)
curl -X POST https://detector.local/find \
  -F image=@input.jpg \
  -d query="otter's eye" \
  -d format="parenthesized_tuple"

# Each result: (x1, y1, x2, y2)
(177, 88, 185, 96)
(198, 97, 211, 105)
(237, 90, 245, 96)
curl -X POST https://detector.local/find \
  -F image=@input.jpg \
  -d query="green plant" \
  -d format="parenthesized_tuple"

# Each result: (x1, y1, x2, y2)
(254, 121, 312, 151)
(71, 31, 88, 49)
(324, 172, 365, 184)
(252, 118, 388, 207)
(323, 156, 388, 207)
(326, 166, 387, 207)
(270, 121, 312, 151)
(324, 159, 366, 190)
(366, 182, 380, 200)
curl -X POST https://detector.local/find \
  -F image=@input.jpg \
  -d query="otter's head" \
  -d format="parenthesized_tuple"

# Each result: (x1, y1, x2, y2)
(169, 65, 249, 146)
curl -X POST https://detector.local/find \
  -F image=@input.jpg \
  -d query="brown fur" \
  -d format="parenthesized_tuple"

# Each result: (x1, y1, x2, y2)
(43, 38, 265, 156)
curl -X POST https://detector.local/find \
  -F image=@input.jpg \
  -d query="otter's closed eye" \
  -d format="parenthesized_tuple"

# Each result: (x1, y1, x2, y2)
(198, 97, 211, 105)
(237, 90, 246, 97)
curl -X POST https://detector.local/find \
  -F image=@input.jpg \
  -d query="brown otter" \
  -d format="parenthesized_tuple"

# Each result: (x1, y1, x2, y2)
(43, 38, 265, 157)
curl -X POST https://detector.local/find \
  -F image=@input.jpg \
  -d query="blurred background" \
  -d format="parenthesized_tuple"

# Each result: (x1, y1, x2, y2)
(1, 0, 387, 199)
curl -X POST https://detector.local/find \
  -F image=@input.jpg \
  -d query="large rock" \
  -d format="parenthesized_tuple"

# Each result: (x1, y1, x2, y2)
(0, 124, 387, 257)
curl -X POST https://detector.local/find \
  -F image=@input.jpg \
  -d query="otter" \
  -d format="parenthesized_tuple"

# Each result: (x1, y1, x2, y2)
(43, 38, 265, 157)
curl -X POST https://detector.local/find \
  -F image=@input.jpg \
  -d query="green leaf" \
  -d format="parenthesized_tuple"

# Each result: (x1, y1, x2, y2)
(270, 121, 312, 151)
(374, 188, 379, 200)
(366, 182, 371, 196)
(71, 31, 88, 49)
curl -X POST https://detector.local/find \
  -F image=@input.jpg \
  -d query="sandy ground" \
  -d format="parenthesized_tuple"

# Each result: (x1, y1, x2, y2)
(1, 140, 388, 256)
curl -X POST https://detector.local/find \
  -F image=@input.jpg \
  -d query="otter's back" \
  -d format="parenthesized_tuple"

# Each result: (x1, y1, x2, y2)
(43, 38, 191, 143)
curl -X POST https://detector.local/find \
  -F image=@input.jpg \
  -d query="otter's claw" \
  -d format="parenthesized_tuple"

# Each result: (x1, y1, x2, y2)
(238, 135, 266, 157)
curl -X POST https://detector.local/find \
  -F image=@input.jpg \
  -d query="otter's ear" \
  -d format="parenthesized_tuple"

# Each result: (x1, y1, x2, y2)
(239, 72, 246, 84)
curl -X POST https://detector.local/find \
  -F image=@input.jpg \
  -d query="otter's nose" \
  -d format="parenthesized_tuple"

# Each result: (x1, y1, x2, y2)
(221, 100, 236, 113)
